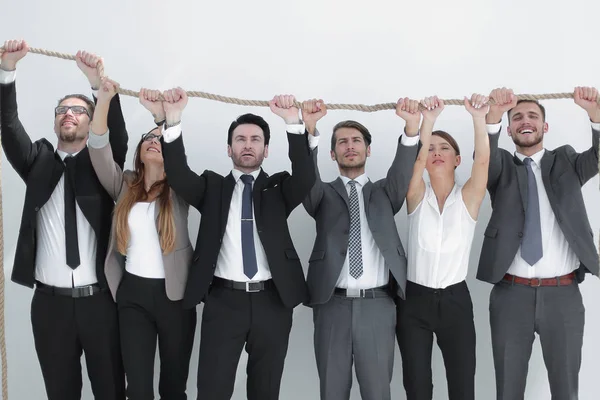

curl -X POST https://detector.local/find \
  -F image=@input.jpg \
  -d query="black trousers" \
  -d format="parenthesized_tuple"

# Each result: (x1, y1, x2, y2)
(31, 287, 125, 400)
(396, 280, 476, 400)
(117, 271, 197, 400)
(196, 284, 293, 400)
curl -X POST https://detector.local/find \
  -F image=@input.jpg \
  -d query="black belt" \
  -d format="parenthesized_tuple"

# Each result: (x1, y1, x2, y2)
(35, 281, 105, 298)
(212, 277, 275, 293)
(334, 285, 390, 298)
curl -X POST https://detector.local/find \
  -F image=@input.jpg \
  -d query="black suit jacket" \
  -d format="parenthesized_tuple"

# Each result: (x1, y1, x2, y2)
(0, 80, 128, 289)
(162, 131, 316, 309)
(477, 127, 599, 284)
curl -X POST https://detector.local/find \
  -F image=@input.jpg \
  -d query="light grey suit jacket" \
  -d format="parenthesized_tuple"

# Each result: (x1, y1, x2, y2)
(89, 138, 193, 301)
(303, 135, 419, 306)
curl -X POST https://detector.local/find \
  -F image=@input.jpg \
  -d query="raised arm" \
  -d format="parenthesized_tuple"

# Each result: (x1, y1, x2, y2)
(268, 95, 317, 215)
(484, 88, 519, 192)
(161, 87, 208, 211)
(0, 40, 40, 181)
(300, 99, 327, 217)
(405, 96, 444, 214)
(76, 50, 128, 169)
(570, 86, 600, 184)
(88, 77, 125, 200)
(461, 93, 490, 220)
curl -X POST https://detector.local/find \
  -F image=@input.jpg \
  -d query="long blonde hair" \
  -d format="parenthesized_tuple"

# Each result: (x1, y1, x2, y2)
(113, 132, 176, 255)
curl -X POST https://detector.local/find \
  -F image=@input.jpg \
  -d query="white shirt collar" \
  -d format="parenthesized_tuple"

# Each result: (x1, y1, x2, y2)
(515, 148, 545, 167)
(340, 173, 369, 187)
(232, 167, 261, 183)
(56, 149, 82, 162)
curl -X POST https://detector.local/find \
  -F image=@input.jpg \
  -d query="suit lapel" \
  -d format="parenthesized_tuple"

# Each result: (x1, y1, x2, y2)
(362, 180, 373, 218)
(513, 155, 528, 211)
(332, 178, 350, 207)
(221, 173, 236, 238)
(252, 170, 268, 220)
(540, 150, 556, 205)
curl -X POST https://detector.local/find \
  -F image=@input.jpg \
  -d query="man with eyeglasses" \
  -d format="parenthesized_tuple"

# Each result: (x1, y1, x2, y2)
(0, 39, 127, 400)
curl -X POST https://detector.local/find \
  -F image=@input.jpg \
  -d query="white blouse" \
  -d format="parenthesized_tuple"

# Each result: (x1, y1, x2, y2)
(125, 201, 166, 279)
(407, 183, 476, 289)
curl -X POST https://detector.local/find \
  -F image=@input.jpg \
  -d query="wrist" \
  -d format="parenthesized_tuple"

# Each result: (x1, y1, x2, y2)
(166, 112, 182, 125)
(588, 112, 600, 124)
(283, 117, 301, 124)
(486, 112, 503, 124)
(0, 63, 16, 72)
(404, 121, 420, 136)
(306, 124, 317, 136)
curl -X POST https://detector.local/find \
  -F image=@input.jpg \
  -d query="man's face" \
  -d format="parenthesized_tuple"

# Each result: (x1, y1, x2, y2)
(330, 127, 370, 169)
(53, 98, 91, 144)
(227, 124, 268, 170)
(507, 102, 548, 149)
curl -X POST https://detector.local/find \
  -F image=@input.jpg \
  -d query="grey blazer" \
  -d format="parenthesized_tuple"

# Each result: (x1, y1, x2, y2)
(477, 127, 599, 284)
(89, 140, 193, 301)
(303, 136, 418, 306)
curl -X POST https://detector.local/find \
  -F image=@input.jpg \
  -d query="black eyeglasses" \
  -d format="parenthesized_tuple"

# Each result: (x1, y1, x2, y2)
(141, 132, 162, 142)
(55, 105, 90, 118)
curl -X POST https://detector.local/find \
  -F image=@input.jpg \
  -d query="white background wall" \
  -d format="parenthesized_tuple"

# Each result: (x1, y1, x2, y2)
(1, 0, 598, 398)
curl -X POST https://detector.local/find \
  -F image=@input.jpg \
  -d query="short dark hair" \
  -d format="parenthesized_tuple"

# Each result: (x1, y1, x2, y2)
(507, 99, 546, 122)
(432, 130, 460, 155)
(227, 113, 271, 146)
(57, 94, 95, 119)
(330, 120, 372, 151)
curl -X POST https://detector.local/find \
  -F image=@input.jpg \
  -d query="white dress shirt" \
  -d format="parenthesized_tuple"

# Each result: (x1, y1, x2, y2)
(0, 68, 101, 288)
(486, 123, 596, 278)
(335, 174, 389, 289)
(163, 121, 309, 282)
(407, 183, 476, 289)
(35, 150, 99, 287)
(125, 201, 166, 279)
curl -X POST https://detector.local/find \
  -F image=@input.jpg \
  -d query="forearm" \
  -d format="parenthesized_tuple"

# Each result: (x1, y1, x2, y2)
(91, 101, 110, 136)
(472, 116, 490, 165)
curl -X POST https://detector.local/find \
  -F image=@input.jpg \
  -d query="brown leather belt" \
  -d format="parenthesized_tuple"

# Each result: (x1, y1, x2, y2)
(502, 272, 576, 287)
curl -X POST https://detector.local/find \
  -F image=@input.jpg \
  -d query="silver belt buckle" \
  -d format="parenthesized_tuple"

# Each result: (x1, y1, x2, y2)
(346, 288, 362, 298)
(73, 285, 94, 298)
(245, 281, 261, 293)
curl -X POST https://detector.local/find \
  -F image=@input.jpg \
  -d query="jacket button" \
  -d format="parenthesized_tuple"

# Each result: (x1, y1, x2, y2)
(341, 250, 346, 256)
(518, 232, 523, 238)
(34, 206, 40, 212)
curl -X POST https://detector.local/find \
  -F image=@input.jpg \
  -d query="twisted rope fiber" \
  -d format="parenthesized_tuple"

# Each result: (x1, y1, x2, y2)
(0, 44, 599, 399)
(14, 47, 600, 109)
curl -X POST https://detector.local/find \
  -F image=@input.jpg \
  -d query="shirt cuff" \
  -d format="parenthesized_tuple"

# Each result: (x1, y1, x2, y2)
(401, 133, 420, 146)
(307, 130, 320, 150)
(88, 129, 110, 149)
(286, 122, 306, 135)
(487, 123, 502, 134)
(0, 68, 17, 84)
(591, 122, 600, 130)
(163, 124, 182, 143)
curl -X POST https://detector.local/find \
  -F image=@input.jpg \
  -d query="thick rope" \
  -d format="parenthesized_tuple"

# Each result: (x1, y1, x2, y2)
(3, 46, 599, 109)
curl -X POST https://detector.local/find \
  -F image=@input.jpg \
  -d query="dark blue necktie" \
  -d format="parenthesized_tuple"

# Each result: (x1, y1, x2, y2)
(240, 174, 258, 279)
(521, 157, 543, 265)
(64, 156, 80, 269)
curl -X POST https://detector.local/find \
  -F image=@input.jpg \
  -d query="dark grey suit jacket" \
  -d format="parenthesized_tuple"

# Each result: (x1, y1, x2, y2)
(303, 135, 418, 306)
(477, 127, 599, 283)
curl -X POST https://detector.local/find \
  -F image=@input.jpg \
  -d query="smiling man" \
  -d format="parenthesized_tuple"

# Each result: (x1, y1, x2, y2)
(478, 87, 600, 400)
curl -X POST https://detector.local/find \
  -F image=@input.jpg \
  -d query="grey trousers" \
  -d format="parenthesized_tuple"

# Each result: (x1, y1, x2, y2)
(490, 280, 585, 400)
(313, 294, 396, 400)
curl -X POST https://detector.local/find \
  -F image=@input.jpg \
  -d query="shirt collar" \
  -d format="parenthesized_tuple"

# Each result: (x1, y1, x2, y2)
(340, 173, 369, 187)
(515, 148, 545, 167)
(232, 167, 261, 183)
(56, 149, 81, 162)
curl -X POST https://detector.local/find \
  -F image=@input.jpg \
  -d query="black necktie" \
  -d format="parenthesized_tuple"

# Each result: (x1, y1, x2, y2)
(64, 156, 80, 269)
(240, 174, 258, 279)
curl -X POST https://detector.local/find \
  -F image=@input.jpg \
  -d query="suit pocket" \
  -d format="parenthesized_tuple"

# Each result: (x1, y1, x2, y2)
(484, 226, 498, 238)
(309, 250, 326, 262)
(285, 249, 300, 260)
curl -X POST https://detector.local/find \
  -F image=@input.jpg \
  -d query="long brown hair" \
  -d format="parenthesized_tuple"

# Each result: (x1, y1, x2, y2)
(113, 131, 176, 255)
